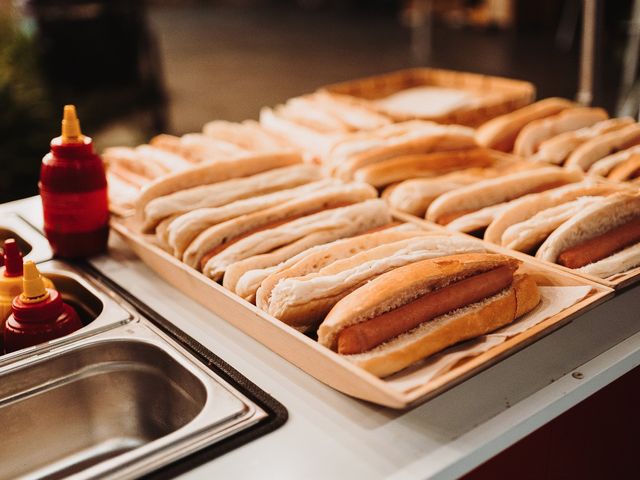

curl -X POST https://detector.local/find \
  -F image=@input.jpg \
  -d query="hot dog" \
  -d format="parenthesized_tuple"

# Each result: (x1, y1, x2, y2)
(557, 217, 640, 269)
(537, 192, 640, 277)
(337, 265, 514, 355)
(318, 253, 540, 377)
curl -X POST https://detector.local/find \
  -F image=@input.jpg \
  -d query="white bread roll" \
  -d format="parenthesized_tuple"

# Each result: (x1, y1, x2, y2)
(383, 174, 481, 216)
(333, 124, 476, 181)
(530, 117, 634, 164)
(230, 227, 427, 302)
(252, 226, 428, 307)
(318, 253, 540, 377)
(203, 199, 390, 282)
(135, 151, 303, 222)
(501, 196, 603, 252)
(475, 97, 575, 152)
(588, 145, 640, 177)
(483, 180, 623, 244)
(167, 178, 336, 257)
(202, 119, 293, 152)
(309, 91, 392, 131)
(536, 192, 640, 277)
(565, 123, 640, 171)
(607, 155, 640, 182)
(265, 235, 485, 332)
(143, 164, 323, 231)
(184, 182, 376, 269)
(353, 148, 516, 188)
(426, 166, 584, 225)
(513, 107, 608, 157)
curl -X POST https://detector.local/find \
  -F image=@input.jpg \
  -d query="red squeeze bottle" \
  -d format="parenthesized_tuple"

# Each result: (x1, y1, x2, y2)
(4, 261, 83, 353)
(40, 105, 109, 257)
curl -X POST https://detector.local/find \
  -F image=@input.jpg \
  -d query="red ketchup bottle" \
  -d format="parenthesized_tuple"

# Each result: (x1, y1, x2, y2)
(40, 105, 109, 257)
(4, 261, 83, 353)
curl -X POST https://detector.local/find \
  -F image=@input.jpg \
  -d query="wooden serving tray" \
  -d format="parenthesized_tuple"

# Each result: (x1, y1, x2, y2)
(112, 217, 612, 409)
(321, 68, 535, 127)
(391, 209, 640, 290)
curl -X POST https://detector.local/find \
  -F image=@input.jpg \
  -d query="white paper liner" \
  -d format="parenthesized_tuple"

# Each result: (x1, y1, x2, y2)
(385, 285, 593, 393)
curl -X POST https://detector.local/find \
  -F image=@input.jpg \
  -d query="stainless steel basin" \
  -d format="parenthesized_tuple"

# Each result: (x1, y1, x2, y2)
(0, 261, 133, 365)
(0, 322, 265, 480)
(0, 214, 53, 264)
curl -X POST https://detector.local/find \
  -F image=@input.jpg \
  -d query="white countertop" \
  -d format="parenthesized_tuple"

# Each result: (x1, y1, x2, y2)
(5, 197, 640, 479)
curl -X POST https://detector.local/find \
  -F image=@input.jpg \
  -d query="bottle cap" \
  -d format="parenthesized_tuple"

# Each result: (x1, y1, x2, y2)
(20, 261, 50, 304)
(3, 239, 22, 277)
(61, 105, 84, 144)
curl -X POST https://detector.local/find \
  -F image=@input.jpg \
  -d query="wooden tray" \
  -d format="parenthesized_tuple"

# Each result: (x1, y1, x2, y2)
(112, 217, 612, 409)
(392, 209, 640, 290)
(322, 68, 535, 127)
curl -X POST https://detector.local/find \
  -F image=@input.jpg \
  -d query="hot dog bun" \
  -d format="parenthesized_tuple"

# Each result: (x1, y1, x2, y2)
(484, 180, 623, 245)
(475, 98, 575, 152)
(531, 117, 634, 165)
(318, 253, 540, 377)
(183, 182, 377, 269)
(588, 145, 640, 177)
(236, 226, 425, 302)
(202, 198, 389, 281)
(143, 164, 323, 232)
(330, 123, 476, 181)
(536, 192, 640, 277)
(136, 151, 303, 222)
(513, 107, 608, 157)
(252, 226, 428, 307)
(426, 166, 583, 226)
(353, 148, 515, 188)
(167, 178, 336, 257)
(565, 123, 640, 171)
(264, 235, 485, 332)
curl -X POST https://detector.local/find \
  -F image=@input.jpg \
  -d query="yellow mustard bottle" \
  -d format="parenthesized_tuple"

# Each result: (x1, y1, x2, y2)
(0, 239, 54, 324)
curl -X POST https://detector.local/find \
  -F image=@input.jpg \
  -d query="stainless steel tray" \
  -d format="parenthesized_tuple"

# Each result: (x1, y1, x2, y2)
(0, 319, 266, 480)
(0, 213, 53, 264)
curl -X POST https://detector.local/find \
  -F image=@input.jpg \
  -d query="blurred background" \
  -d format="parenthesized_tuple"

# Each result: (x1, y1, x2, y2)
(0, 0, 637, 203)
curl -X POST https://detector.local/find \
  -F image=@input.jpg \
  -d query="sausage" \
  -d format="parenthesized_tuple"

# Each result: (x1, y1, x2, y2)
(337, 265, 515, 355)
(557, 216, 640, 269)
(436, 180, 571, 225)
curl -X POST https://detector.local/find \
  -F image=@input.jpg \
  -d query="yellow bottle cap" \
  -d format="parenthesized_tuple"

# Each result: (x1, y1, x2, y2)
(20, 261, 50, 304)
(61, 104, 84, 144)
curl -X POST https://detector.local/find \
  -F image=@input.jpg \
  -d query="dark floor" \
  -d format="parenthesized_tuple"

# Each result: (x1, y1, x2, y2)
(0, 2, 628, 202)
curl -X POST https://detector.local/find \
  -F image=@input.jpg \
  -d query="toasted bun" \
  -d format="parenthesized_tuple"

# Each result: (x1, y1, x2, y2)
(353, 148, 514, 187)
(167, 179, 337, 258)
(143, 164, 323, 231)
(426, 166, 583, 224)
(253, 228, 430, 308)
(265, 236, 485, 332)
(483, 180, 623, 244)
(317, 253, 540, 377)
(536, 192, 640, 276)
(136, 152, 302, 222)
(513, 107, 608, 157)
(531, 117, 635, 165)
(565, 123, 640, 171)
(475, 98, 574, 152)
(203, 199, 389, 281)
